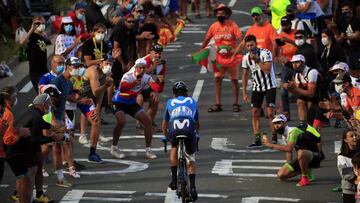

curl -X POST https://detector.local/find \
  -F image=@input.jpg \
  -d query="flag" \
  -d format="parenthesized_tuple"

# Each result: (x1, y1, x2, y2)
(158, 19, 186, 46)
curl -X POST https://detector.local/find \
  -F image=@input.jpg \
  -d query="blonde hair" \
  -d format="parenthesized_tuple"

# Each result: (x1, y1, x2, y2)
(32, 15, 45, 22)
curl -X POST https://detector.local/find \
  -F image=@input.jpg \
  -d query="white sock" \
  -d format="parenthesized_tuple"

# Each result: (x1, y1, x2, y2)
(56, 169, 64, 181)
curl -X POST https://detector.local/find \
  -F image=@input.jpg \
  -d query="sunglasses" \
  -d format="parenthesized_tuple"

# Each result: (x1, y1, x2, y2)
(34, 22, 44, 25)
(127, 20, 135, 24)
(295, 36, 304, 39)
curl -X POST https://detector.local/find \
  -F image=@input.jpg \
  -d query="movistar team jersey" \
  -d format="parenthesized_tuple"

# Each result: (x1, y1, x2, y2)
(164, 96, 199, 122)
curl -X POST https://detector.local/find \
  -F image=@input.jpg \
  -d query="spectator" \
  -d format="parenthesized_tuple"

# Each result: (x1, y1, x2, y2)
(201, 4, 243, 113)
(55, 16, 82, 59)
(318, 0, 333, 18)
(352, 152, 360, 202)
(0, 94, 8, 184)
(295, 0, 325, 37)
(85, 0, 111, 32)
(19, 15, 51, 94)
(242, 35, 277, 147)
(337, 128, 358, 203)
(285, 4, 305, 32)
(68, 2, 88, 36)
(38, 55, 66, 92)
(137, 10, 158, 57)
(294, 30, 320, 70)
(265, 0, 291, 30)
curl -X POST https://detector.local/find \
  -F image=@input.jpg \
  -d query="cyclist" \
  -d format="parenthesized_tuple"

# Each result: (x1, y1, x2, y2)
(162, 81, 199, 201)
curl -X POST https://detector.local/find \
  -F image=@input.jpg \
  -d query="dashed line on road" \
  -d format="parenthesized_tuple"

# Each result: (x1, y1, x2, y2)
(192, 80, 204, 102)
(161, 187, 229, 203)
(19, 81, 33, 93)
(240, 196, 300, 203)
(60, 190, 135, 203)
(211, 137, 277, 153)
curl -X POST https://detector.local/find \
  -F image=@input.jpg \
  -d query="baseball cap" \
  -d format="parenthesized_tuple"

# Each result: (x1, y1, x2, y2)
(104, 52, 114, 62)
(75, 2, 86, 10)
(33, 93, 51, 105)
(151, 43, 163, 52)
(135, 58, 147, 67)
(62, 16, 73, 24)
(66, 57, 81, 67)
(290, 54, 305, 62)
(329, 62, 349, 72)
(272, 114, 287, 123)
(333, 72, 352, 84)
(286, 4, 296, 12)
(43, 84, 61, 97)
(250, 6, 263, 15)
(280, 16, 291, 26)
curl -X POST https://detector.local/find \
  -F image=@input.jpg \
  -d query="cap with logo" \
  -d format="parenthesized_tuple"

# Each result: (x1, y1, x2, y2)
(272, 114, 287, 123)
(329, 62, 349, 72)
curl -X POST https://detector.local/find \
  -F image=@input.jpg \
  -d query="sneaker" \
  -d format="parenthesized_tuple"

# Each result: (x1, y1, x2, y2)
(110, 145, 125, 159)
(145, 148, 157, 159)
(56, 178, 73, 188)
(168, 181, 177, 190)
(11, 193, 18, 202)
(42, 168, 49, 177)
(271, 134, 277, 144)
(99, 133, 112, 143)
(78, 134, 89, 144)
(247, 141, 262, 148)
(35, 193, 52, 203)
(296, 175, 310, 187)
(190, 187, 198, 202)
(88, 153, 104, 164)
(307, 169, 315, 182)
(69, 168, 81, 179)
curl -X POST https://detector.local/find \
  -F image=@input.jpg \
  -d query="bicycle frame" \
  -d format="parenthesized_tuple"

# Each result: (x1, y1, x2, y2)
(176, 135, 190, 203)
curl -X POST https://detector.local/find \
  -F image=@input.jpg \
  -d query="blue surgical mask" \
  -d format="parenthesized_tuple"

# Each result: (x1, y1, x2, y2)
(78, 67, 86, 76)
(64, 24, 73, 33)
(76, 13, 84, 20)
(57, 65, 64, 74)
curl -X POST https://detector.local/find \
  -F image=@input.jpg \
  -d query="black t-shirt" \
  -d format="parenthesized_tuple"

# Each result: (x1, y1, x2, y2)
(82, 37, 111, 61)
(85, 2, 111, 31)
(27, 33, 50, 73)
(295, 43, 320, 69)
(139, 22, 159, 40)
(339, 17, 360, 51)
(113, 21, 137, 64)
(21, 105, 52, 152)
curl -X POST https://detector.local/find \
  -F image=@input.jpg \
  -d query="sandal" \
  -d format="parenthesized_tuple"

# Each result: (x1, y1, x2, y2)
(208, 104, 223, 112)
(232, 104, 241, 112)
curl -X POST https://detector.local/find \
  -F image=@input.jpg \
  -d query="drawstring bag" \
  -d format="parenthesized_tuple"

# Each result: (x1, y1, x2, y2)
(15, 27, 27, 43)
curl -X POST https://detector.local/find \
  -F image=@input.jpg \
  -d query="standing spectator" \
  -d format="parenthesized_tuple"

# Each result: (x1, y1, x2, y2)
(337, 129, 358, 203)
(242, 35, 277, 147)
(295, 0, 325, 37)
(276, 16, 298, 120)
(68, 2, 88, 36)
(137, 11, 158, 57)
(294, 30, 320, 70)
(55, 16, 82, 59)
(201, 4, 243, 113)
(265, 0, 291, 30)
(19, 16, 51, 94)
(85, 0, 111, 32)
(0, 94, 8, 184)
(285, 4, 305, 31)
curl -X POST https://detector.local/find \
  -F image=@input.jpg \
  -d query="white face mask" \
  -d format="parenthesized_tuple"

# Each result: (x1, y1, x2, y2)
(70, 68, 79, 76)
(95, 33, 105, 41)
(95, 0, 104, 6)
(321, 37, 330, 46)
(295, 39, 305, 46)
(36, 24, 46, 32)
(335, 83, 345, 93)
(102, 65, 112, 75)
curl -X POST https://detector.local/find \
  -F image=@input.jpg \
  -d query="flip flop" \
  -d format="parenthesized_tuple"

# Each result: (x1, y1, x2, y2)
(208, 104, 223, 112)
(232, 104, 241, 112)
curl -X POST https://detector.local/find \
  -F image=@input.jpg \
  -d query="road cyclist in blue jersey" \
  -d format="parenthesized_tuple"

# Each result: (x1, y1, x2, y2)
(162, 81, 200, 201)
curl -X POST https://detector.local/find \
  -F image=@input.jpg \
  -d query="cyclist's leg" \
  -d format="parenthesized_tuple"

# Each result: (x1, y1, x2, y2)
(185, 132, 198, 201)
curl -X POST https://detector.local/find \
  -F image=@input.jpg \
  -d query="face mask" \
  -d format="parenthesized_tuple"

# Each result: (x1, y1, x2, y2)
(102, 65, 112, 75)
(57, 65, 64, 74)
(217, 16, 226, 24)
(342, 12, 351, 20)
(294, 64, 305, 73)
(321, 37, 330, 46)
(13, 97, 18, 107)
(70, 68, 79, 76)
(36, 24, 45, 32)
(276, 126, 285, 134)
(335, 83, 345, 93)
(76, 13, 84, 20)
(78, 67, 86, 76)
(95, 33, 105, 41)
(295, 39, 305, 46)
(95, 0, 104, 7)
(64, 24, 73, 33)
(287, 13, 295, 21)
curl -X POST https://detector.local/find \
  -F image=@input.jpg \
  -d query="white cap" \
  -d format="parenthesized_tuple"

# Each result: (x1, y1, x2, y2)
(272, 114, 287, 123)
(290, 54, 305, 63)
(62, 16, 73, 24)
(329, 62, 349, 72)
(135, 58, 147, 67)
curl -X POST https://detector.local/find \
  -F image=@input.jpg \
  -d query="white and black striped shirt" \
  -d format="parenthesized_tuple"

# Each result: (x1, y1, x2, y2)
(242, 48, 277, 92)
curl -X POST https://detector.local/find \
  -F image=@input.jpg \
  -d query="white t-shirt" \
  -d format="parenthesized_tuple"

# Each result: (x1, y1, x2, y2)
(294, 66, 318, 86)
(55, 34, 80, 59)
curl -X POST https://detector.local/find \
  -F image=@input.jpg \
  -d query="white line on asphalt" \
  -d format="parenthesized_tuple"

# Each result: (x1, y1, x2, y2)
(80, 197, 131, 202)
(19, 81, 33, 93)
(194, 42, 202, 46)
(164, 49, 178, 52)
(334, 140, 341, 154)
(240, 25, 251, 32)
(211, 138, 277, 153)
(165, 45, 183, 48)
(200, 66, 207, 74)
(232, 10, 251, 16)
(228, 0, 237, 7)
(240, 196, 300, 203)
(146, 192, 229, 198)
(192, 80, 204, 102)
(183, 27, 203, 31)
(231, 159, 285, 163)
(182, 30, 206, 34)
(232, 165, 280, 170)
(60, 190, 135, 203)
(164, 187, 181, 203)
(186, 24, 208, 27)
(0, 184, 9, 188)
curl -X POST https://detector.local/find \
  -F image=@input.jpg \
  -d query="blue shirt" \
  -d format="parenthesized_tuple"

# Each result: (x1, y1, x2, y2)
(51, 75, 73, 121)
(164, 96, 199, 122)
(38, 71, 57, 87)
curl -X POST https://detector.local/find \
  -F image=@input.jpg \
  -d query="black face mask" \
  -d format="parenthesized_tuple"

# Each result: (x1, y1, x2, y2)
(276, 126, 285, 134)
(217, 16, 226, 24)
(287, 13, 295, 21)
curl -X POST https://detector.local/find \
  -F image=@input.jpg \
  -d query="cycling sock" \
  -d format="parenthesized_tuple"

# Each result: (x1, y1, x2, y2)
(189, 174, 196, 189)
(90, 147, 96, 155)
(171, 166, 177, 183)
(254, 133, 261, 143)
(36, 190, 43, 198)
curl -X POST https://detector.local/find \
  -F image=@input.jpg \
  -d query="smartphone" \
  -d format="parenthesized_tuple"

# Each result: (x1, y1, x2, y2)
(136, 74, 142, 80)
(251, 48, 257, 55)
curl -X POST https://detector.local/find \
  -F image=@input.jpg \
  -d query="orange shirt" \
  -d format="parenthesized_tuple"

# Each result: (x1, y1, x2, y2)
(205, 20, 242, 49)
(0, 119, 4, 158)
(2, 105, 18, 146)
(245, 21, 277, 51)
(277, 30, 298, 61)
(346, 87, 360, 112)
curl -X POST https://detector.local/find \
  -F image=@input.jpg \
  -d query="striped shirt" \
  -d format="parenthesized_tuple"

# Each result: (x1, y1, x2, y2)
(242, 48, 276, 92)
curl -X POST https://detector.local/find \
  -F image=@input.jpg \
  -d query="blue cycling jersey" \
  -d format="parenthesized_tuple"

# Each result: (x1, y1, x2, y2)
(38, 71, 57, 86)
(164, 96, 199, 122)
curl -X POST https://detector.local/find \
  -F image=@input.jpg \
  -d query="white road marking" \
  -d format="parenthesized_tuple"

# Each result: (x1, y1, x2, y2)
(164, 187, 181, 203)
(182, 30, 206, 34)
(0, 184, 9, 188)
(240, 25, 251, 32)
(200, 66, 207, 74)
(186, 24, 208, 27)
(164, 49, 178, 52)
(192, 80, 204, 102)
(183, 27, 203, 31)
(19, 81, 33, 93)
(69, 159, 148, 175)
(194, 42, 202, 46)
(146, 191, 228, 199)
(240, 196, 300, 203)
(334, 140, 341, 154)
(164, 45, 183, 48)
(60, 190, 135, 203)
(228, 0, 237, 7)
(232, 10, 251, 16)
(211, 138, 277, 153)
(212, 159, 284, 178)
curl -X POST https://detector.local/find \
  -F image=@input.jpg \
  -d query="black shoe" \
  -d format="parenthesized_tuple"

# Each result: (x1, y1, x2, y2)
(168, 181, 177, 190)
(190, 187, 198, 201)
(74, 161, 85, 171)
(101, 118, 109, 125)
(247, 141, 262, 148)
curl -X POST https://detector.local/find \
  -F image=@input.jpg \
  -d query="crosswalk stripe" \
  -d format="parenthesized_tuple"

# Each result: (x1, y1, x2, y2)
(182, 30, 206, 34)
(19, 81, 33, 93)
(228, 0, 237, 7)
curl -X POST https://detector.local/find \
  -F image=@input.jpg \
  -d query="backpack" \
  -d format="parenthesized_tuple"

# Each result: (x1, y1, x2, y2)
(302, 67, 330, 101)
(295, 123, 321, 152)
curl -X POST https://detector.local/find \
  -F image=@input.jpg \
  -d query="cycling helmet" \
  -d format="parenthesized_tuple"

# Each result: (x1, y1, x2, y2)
(172, 81, 188, 95)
